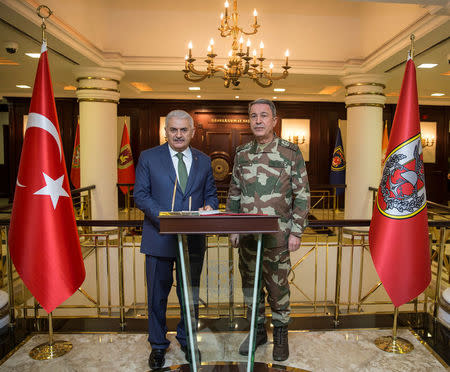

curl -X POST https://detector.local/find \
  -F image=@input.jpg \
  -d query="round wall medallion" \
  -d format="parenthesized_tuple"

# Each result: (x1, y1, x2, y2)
(211, 157, 230, 181)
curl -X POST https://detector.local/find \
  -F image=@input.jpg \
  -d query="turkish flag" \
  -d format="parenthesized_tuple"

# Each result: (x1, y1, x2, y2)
(117, 123, 135, 194)
(70, 120, 80, 189)
(369, 58, 430, 308)
(8, 41, 86, 313)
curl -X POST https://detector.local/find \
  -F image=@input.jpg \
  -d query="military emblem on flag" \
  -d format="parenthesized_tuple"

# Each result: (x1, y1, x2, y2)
(377, 134, 426, 219)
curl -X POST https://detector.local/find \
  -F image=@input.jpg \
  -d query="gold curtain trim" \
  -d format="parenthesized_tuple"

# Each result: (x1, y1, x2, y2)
(346, 92, 385, 97)
(77, 98, 119, 104)
(76, 76, 120, 84)
(346, 103, 385, 108)
(345, 82, 386, 89)
(76, 87, 119, 93)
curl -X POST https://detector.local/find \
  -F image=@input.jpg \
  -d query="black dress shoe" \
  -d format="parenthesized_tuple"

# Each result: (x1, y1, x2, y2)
(180, 344, 202, 364)
(148, 349, 166, 370)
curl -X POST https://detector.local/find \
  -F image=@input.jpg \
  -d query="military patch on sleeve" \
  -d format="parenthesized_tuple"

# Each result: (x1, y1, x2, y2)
(236, 141, 252, 153)
(279, 138, 298, 151)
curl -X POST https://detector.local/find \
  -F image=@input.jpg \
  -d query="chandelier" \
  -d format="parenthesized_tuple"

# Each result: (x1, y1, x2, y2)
(183, 0, 290, 88)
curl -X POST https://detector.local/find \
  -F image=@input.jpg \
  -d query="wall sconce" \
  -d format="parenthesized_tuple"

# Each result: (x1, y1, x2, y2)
(285, 132, 306, 146)
(421, 135, 435, 147)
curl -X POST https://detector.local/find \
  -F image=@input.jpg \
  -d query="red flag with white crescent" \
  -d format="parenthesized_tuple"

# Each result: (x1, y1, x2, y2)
(117, 123, 135, 194)
(8, 41, 86, 313)
(369, 58, 430, 308)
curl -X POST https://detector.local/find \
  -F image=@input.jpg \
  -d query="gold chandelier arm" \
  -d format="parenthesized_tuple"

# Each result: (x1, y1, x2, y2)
(184, 73, 209, 82)
(264, 70, 289, 81)
(188, 64, 212, 76)
(214, 66, 229, 74)
(253, 77, 273, 88)
(240, 24, 259, 36)
(219, 26, 233, 38)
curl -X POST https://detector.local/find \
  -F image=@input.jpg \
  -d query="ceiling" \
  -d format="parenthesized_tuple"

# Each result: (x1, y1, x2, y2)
(0, 0, 449, 105)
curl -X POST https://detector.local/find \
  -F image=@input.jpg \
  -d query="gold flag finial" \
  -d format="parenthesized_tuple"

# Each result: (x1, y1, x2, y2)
(409, 34, 415, 60)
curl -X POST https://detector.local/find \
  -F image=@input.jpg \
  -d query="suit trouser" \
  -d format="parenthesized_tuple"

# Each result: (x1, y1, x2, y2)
(145, 238, 205, 350)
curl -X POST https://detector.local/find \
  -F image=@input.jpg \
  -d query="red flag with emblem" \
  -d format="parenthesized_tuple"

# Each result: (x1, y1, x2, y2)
(117, 123, 135, 194)
(70, 120, 80, 189)
(369, 58, 430, 308)
(8, 41, 86, 313)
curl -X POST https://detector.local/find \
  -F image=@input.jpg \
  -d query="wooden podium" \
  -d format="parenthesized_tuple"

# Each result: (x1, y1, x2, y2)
(159, 214, 278, 372)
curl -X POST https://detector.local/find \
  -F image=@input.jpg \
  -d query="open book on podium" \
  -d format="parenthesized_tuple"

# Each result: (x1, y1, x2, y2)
(158, 211, 279, 234)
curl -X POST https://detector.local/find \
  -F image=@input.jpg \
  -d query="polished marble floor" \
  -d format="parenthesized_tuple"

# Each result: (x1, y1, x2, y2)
(0, 328, 447, 371)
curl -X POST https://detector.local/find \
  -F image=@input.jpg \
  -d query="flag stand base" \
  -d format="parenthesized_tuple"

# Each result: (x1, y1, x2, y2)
(29, 311, 73, 360)
(374, 336, 414, 354)
(29, 340, 73, 360)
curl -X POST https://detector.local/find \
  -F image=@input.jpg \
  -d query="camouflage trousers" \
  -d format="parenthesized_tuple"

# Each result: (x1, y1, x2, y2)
(239, 235, 291, 327)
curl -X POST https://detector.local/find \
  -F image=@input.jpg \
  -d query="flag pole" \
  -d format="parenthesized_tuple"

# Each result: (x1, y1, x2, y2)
(28, 5, 74, 360)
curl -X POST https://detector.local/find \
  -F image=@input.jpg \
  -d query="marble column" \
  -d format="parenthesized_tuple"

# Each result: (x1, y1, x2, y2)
(340, 74, 387, 221)
(73, 67, 124, 221)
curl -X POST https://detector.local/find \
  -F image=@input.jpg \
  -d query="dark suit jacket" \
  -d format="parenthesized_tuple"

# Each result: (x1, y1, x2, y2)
(134, 142, 218, 257)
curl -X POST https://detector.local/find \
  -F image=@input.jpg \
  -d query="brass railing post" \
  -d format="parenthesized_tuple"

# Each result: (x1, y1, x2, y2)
(87, 189, 93, 221)
(118, 227, 126, 330)
(334, 226, 343, 326)
(433, 227, 445, 319)
(5, 228, 16, 327)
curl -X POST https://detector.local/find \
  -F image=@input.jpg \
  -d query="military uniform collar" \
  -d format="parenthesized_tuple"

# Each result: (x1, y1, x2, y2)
(250, 135, 279, 154)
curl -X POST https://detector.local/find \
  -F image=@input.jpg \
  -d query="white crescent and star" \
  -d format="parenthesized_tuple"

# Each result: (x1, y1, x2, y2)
(16, 111, 64, 190)
(34, 172, 69, 210)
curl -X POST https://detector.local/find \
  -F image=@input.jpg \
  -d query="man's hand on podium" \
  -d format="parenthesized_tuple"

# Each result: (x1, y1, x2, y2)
(199, 205, 213, 211)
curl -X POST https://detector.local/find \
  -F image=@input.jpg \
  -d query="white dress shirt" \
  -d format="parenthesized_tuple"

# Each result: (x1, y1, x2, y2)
(168, 146, 193, 182)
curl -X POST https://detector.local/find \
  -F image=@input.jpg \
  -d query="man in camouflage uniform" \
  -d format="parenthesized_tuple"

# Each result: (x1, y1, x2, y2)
(226, 98, 310, 361)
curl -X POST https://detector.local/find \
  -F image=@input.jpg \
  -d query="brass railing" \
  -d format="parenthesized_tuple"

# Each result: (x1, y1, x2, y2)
(0, 219, 448, 329)
(71, 185, 95, 221)
(117, 183, 143, 220)
(117, 183, 346, 219)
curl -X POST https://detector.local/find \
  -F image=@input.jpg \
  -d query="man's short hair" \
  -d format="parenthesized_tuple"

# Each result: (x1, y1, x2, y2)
(165, 110, 194, 128)
(248, 98, 277, 117)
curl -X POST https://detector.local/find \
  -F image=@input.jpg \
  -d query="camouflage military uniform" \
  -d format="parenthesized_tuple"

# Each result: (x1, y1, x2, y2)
(226, 135, 310, 326)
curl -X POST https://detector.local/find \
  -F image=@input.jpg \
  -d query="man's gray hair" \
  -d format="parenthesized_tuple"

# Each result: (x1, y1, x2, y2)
(165, 110, 194, 128)
(248, 98, 277, 117)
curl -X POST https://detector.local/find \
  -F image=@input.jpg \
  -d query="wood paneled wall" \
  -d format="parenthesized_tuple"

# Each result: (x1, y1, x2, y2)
(5, 97, 450, 204)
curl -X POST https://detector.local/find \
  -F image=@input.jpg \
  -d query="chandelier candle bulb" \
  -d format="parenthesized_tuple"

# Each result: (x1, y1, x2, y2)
(252, 49, 257, 64)
(239, 36, 244, 53)
(254, 9, 257, 24)
(285, 50, 289, 66)
(188, 42, 192, 58)
(246, 39, 250, 55)
(225, 1, 229, 17)
(269, 62, 273, 74)
(260, 41, 264, 57)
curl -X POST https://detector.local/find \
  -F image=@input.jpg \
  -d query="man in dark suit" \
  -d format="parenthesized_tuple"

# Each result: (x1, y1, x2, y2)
(134, 110, 218, 369)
